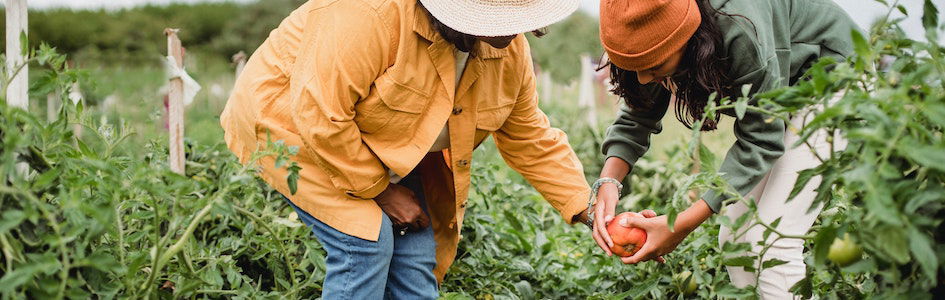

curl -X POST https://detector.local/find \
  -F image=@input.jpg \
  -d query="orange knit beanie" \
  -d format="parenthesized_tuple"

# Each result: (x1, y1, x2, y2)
(600, 0, 702, 71)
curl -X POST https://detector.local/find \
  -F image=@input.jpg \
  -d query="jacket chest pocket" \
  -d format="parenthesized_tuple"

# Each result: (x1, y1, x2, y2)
(473, 97, 515, 146)
(355, 75, 431, 134)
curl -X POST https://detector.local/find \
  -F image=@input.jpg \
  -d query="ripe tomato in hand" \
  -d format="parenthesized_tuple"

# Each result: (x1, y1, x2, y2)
(607, 212, 647, 257)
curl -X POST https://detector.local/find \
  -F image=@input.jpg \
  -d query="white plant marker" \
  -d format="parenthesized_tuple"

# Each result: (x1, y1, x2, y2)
(578, 54, 597, 127)
(165, 28, 185, 175)
(6, 0, 28, 109)
(6, 0, 29, 177)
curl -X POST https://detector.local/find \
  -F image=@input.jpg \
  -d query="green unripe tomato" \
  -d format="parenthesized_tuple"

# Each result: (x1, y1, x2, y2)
(673, 270, 697, 294)
(827, 234, 863, 267)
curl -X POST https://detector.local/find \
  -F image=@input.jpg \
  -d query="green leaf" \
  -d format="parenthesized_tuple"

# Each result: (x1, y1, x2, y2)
(274, 156, 287, 169)
(286, 164, 301, 195)
(789, 276, 813, 299)
(762, 258, 789, 269)
(905, 188, 944, 214)
(621, 276, 658, 299)
(763, 217, 782, 241)
(851, 29, 872, 59)
(0, 210, 26, 233)
(813, 226, 837, 266)
(31, 168, 59, 190)
(512, 280, 535, 299)
(735, 98, 748, 120)
(922, 103, 945, 126)
(900, 141, 945, 172)
(864, 191, 901, 226)
(741, 84, 753, 98)
(787, 168, 817, 202)
(715, 283, 756, 298)
(698, 143, 717, 172)
(81, 250, 121, 273)
(876, 225, 911, 264)
(722, 241, 752, 254)
(76, 138, 95, 158)
(723, 256, 756, 272)
(19, 31, 28, 57)
(666, 206, 678, 232)
(0, 254, 60, 293)
(908, 227, 938, 282)
(504, 210, 523, 232)
(897, 4, 908, 16)
(923, 0, 939, 34)
(440, 292, 474, 300)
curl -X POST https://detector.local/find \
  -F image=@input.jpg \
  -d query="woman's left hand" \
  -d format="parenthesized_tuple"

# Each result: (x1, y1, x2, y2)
(617, 199, 714, 264)
(616, 214, 692, 264)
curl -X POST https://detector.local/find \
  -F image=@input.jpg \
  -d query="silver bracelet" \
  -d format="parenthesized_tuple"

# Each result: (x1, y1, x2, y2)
(586, 178, 623, 228)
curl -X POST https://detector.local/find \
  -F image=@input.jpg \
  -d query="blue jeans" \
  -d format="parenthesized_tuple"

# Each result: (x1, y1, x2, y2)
(284, 174, 438, 299)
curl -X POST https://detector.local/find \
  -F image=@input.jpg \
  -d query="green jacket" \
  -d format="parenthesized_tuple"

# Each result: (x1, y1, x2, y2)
(601, 0, 860, 212)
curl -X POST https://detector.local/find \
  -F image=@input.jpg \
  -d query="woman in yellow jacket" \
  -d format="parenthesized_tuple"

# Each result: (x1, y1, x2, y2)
(220, 0, 597, 297)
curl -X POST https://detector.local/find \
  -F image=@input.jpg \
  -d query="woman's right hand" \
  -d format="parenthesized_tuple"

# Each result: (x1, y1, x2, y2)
(592, 182, 621, 256)
(373, 184, 430, 232)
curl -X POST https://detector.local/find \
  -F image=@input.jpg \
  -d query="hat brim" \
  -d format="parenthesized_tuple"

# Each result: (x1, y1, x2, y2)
(419, 0, 580, 37)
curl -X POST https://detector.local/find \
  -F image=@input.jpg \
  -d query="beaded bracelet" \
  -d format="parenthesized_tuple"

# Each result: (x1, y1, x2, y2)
(586, 178, 624, 228)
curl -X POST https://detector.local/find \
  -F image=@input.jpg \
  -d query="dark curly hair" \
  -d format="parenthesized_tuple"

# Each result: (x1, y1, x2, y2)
(608, 0, 750, 131)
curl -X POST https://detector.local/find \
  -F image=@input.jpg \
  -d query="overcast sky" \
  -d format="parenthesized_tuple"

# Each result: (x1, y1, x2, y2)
(21, 0, 940, 40)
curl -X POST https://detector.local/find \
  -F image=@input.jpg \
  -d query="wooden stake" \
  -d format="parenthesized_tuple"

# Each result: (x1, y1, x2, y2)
(6, 0, 28, 109)
(232, 51, 247, 79)
(165, 28, 185, 175)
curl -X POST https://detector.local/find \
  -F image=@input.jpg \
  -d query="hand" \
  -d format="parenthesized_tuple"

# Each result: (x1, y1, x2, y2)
(373, 184, 430, 232)
(617, 214, 692, 264)
(618, 200, 714, 264)
(591, 182, 620, 256)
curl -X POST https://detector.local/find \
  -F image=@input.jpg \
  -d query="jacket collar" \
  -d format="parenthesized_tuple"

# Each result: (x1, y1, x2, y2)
(411, 4, 508, 60)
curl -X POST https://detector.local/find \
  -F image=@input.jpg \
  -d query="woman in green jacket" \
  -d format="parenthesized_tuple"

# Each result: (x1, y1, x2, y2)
(588, 0, 859, 297)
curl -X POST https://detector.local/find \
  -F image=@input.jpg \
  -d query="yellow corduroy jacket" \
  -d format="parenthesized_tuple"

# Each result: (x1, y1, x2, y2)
(220, 0, 591, 280)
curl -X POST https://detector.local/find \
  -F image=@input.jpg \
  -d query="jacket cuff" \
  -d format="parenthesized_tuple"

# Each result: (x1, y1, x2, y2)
(700, 190, 724, 213)
(559, 189, 591, 225)
(603, 143, 643, 173)
(345, 174, 390, 199)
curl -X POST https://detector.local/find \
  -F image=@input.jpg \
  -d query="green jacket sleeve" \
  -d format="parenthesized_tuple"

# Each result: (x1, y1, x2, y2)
(701, 56, 787, 212)
(600, 85, 671, 171)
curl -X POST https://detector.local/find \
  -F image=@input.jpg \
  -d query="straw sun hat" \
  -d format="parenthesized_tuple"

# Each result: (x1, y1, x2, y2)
(419, 0, 581, 37)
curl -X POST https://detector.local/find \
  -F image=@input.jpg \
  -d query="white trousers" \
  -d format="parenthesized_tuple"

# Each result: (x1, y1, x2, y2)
(718, 98, 847, 299)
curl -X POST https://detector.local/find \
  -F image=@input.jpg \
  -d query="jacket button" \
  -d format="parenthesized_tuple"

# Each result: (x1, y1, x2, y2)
(457, 159, 469, 167)
(452, 106, 463, 115)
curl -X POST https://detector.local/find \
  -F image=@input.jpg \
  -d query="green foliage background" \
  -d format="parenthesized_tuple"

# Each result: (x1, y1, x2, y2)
(2, 0, 599, 82)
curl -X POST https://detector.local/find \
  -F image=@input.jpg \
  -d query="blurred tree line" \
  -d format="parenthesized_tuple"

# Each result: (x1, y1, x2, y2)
(3, 0, 600, 81)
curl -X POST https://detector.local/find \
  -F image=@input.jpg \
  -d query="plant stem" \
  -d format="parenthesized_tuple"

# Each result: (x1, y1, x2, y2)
(0, 233, 19, 271)
(232, 204, 299, 287)
(141, 185, 235, 295)
(194, 289, 240, 295)
(115, 202, 127, 266)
